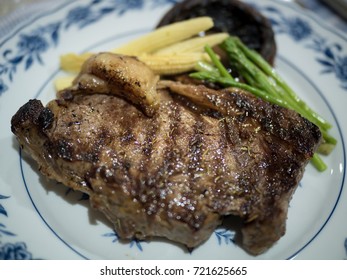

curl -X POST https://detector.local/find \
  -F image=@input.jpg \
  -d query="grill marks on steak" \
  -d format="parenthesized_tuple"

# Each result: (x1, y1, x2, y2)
(12, 84, 320, 254)
(11, 81, 321, 255)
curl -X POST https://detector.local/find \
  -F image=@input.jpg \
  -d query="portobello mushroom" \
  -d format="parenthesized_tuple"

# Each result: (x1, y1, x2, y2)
(157, 0, 276, 65)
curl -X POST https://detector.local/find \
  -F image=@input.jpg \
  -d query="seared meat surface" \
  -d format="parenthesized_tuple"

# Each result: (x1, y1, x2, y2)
(11, 55, 321, 255)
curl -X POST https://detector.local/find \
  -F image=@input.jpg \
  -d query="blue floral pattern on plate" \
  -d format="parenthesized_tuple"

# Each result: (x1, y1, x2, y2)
(102, 229, 237, 252)
(215, 229, 236, 246)
(0, 194, 35, 259)
(0, 242, 33, 260)
(103, 231, 144, 251)
(0, 24, 58, 88)
(261, 6, 347, 90)
(0, 194, 15, 238)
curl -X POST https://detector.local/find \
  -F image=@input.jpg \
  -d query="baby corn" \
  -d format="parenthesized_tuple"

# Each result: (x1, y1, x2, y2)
(154, 33, 229, 55)
(138, 53, 210, 75)
(60, 51, 209, 75)
(60, 52, 93, 73)
(54, 76, 75, 91)
(111, 17, 214, 55)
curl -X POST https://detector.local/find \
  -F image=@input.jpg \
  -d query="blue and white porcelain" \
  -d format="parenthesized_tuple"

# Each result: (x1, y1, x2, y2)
(0, 0, 346, 259)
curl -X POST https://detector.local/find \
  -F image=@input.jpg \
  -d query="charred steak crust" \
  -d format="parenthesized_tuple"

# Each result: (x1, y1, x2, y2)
(11, 84, 321, 255)
(11, 99, 53, 133)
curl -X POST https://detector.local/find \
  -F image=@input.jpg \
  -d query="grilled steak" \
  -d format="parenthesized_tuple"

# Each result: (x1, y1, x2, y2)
(11, 55, 321, 256)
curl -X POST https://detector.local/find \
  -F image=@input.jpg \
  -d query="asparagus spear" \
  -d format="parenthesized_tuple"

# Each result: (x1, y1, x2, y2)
(222, 37, 333, 133)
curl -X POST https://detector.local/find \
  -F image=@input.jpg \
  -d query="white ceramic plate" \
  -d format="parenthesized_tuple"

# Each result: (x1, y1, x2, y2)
(0, 0, 346, 260)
